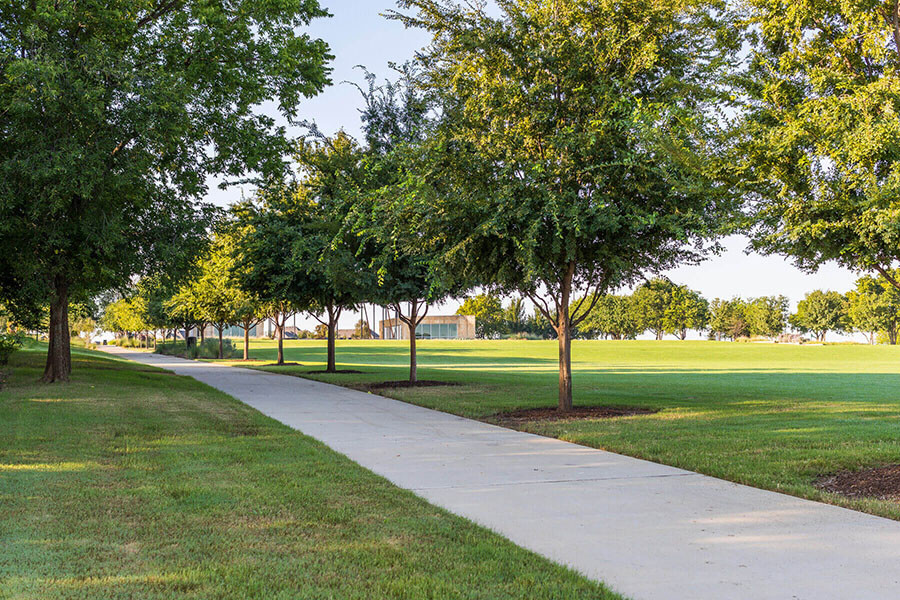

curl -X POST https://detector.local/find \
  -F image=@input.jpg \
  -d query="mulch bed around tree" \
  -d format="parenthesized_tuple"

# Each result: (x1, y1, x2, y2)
(306, 369, 364, 375)
(815, 465, 900, 501)
(491, 405, 658, 425)
(367, 380, 459, 390)
(263, 362, 304, 367)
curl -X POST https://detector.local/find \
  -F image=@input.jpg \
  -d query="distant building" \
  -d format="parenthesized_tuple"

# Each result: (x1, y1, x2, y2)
(380, 315, 476, 340)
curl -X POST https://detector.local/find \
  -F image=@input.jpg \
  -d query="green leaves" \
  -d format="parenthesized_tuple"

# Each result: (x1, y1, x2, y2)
(790, 290, 849, 341)
(236, 132, 371, 316)
(396, 0, 736, 308)
(741, 1, 900, 279)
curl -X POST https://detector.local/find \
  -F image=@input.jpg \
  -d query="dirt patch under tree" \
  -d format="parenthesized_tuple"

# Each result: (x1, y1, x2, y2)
(816, 465, 900, 501)
(491, 405, 658, 425)
(367, 380, 459, 390)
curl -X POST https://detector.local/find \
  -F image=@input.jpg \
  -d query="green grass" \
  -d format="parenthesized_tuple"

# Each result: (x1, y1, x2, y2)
(0, 342, 621, 599)
(234, 338, 900, 520)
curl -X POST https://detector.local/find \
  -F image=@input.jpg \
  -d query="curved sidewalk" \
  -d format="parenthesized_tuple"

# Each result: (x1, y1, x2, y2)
(105, 348, 900, 600)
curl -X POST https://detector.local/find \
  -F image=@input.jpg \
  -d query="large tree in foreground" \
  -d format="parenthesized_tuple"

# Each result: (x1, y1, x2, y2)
(0, 0, 332, 381)
(394, 0, 738, 409)
(740, 1, 900, 292)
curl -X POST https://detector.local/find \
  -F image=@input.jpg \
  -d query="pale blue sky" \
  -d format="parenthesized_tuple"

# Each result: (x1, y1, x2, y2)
(211, 1, 861, 334)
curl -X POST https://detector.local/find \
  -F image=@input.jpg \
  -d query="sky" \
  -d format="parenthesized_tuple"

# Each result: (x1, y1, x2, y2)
(209, 1, 862, 335)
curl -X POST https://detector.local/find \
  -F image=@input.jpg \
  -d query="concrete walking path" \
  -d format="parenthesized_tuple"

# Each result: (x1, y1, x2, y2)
(104, 347, 900, 600)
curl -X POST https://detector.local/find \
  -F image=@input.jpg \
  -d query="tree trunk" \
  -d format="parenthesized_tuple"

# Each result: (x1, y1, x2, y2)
(408, 300, 420, 383)
(557, 263, 576, 411)
(557, 323, 573, 411)
(199, 324, 206, 344)
(326, 305, 337, 373)
(679, 329, 687, 340)
(42, 276, 71, 383)
(218, 326, 224, 360)
(243, 325, 250, 360)
(276, 320, 284, 365)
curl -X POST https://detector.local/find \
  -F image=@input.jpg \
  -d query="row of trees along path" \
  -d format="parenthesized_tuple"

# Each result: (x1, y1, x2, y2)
(5, 1, 900, 414)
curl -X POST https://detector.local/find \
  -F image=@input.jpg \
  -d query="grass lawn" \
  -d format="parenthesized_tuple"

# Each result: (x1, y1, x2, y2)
(0, 342, 621, 599)
(234, 338, 900, 520)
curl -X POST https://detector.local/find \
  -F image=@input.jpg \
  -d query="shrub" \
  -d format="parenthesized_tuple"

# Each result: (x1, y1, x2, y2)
(155, 339, 235, 360)
(0, 332, 24, 365)
(197, 338, 235, 359)
(501, 332, 543, 341)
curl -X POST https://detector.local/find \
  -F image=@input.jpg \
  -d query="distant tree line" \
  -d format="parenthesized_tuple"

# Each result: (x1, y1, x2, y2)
(457, 272, 900, 344)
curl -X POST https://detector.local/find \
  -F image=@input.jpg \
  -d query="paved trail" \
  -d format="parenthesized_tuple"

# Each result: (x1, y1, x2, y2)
(105, 348, 900, 600)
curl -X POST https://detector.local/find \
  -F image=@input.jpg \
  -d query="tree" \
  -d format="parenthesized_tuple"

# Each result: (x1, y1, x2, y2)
(102, 297, 149, 342)
(293, 133, 373, 372)
(665, 285, 709, 340)
(0, 0, 331, 381)
(238, 134, 369, 370)
(349, 66, 456, 383)
(394, 0, 738, 409)
(745, 296, 789, 339)
(457, 294, 505, 339)
(234, 207, 306, 366)
(353, 320, 372, 340)
(504, 297, 527, 335)
(847, 273, 900, 344)
(577, 294, 642, 340)
(134, 275, 184, 344)
(790, 291, 848, 342)
(165, 285, 205, 348)
(633, 279, 675, 341)
(225, 204, 269, 360)
(709, 298, 749, 341)
(191, 233, 260, 360)
(740, 2, 900, 301)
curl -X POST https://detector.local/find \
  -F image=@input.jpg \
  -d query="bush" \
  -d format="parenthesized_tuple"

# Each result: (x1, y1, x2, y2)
(155, 338, 235, 360)
(0, 332, 24, 365)
(501, 332, 544, 341)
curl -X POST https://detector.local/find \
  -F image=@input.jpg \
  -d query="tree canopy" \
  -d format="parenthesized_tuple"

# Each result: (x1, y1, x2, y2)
(847, 272, 900, 344)
(741, 1, 900, 289)
(457, 294, 505, 339)
(790, 291, 849, 342)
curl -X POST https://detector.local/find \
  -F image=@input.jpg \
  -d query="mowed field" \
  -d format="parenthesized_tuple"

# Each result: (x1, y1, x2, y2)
(238, 339, 900, 520)
(0, 342, 619, 599)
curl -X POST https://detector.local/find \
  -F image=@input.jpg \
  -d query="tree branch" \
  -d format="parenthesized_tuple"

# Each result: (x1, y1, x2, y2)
(136, 0, 183, 29)
(525, 290, 555, 326)
(571, 280, 608, 328)
(873, 263, 900, 291)
(414, 302, 430, 327)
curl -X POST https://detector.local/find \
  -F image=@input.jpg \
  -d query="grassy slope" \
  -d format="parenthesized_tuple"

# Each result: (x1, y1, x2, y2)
(236, 339, 900, 520)
(0, 342, 620, 600)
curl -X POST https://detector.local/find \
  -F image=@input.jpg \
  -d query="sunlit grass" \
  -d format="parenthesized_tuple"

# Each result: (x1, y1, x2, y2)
(234, 338, 900, 520)
(0, 342, 620, 600)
